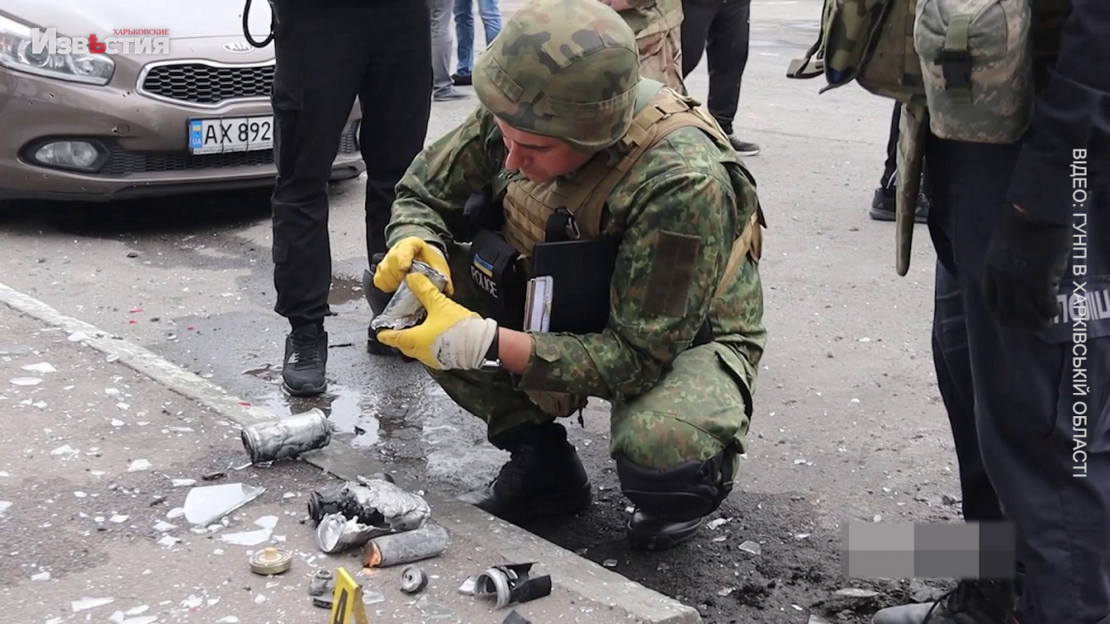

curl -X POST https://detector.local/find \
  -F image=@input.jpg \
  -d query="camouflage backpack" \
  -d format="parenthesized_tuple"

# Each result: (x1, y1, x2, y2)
(785, 0, 926, 104)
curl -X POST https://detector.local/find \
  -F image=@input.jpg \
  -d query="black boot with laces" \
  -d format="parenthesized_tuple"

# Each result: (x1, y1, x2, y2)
(458, 422, 592, 524)
(282, 323, 328, 397)
(870, 579, 1014, 624)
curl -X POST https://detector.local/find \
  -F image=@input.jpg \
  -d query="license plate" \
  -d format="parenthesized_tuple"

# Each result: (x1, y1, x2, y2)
(188, 116, 273, 154)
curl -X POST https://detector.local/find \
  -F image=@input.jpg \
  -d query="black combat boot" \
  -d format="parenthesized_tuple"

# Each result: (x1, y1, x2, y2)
(282, 323, 328, 396)
(870, 579, 1014, 624)
(459, 422, 592, 524)
(627, 509, 703, 552)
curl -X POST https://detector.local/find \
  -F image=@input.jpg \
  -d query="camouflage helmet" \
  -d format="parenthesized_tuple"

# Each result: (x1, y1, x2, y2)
(472, 0, 641, 152)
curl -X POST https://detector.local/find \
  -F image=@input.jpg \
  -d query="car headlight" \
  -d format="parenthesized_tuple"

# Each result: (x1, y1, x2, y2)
(0, 15, 114, 85)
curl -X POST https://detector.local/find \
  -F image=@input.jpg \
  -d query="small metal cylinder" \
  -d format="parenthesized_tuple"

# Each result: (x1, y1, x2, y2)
(363, 523, 449, 567)
(240, 408, 332, 464)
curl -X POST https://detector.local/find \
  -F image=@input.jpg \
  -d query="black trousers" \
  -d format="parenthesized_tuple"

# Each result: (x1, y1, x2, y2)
(680, 0, 751, 136)
(270, 0, 432, 326)
(926, 134, 1110, 624)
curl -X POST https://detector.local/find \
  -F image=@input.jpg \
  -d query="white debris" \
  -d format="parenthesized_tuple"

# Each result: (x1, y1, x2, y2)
(217, 617, 240, 623)
(71, 597, 114, 612)
(171, 479, 196, 488)
(220, 529, 270, 546)
(110, 515, 129, 523)
(10, 377, 42, 386)
(117, 403, 130, 410)
(31, 571, 50, 581)
(180, 596, 203, 609)
(90, 471, 106, 477)
(128, 459, 151, 472)
(873, 514, 882, 522)
(254, 594, 266, 604)
(21, 363, 56, 374)
(67, 331, 91, 342)
(51, 445, 78, 455)
(153, 521, 177, 532)
(282, 492, 297, 499)
(0, 471, 8, 477)
(739, 541, 762, 555)
(166, 507, 185, 519)
(111, 419, 126, 427)
(106, 353, 120, 363)
(0, 501, 11, 516)
(794, 459, 808, 465)
(156, 535, 179, 548)
(74, 491, 87, 498)
(105, 388, 120, 396)
(835, 588, 881, 598)
(706, 518, 731, 530)
(850, 398, 860, 404)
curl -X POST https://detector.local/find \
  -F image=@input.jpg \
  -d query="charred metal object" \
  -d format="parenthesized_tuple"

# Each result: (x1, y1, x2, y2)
(240, 408, 332, 464)
(400, 565, 428, 594)
(474, 562, 552, 609)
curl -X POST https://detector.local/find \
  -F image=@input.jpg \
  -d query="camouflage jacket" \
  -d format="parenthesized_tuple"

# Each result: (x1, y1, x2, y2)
(385, 106, 766, 402)
(617, 0, 683, 39)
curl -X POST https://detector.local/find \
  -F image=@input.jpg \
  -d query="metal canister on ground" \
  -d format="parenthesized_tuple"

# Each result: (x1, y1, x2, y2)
(363, 523, 449, 568)
(240, 408, 332, 464)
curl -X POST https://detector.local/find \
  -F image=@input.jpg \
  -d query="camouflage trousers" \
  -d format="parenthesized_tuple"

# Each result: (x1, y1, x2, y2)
(637, 25, 688, 96)
(424, 242, 754, 471)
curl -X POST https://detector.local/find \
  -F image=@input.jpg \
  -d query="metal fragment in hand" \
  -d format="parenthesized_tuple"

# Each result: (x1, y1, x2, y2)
(369, 260, 448, 332)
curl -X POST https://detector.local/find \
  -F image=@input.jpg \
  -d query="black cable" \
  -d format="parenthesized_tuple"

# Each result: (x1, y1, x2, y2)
(243, 0, 275, 48)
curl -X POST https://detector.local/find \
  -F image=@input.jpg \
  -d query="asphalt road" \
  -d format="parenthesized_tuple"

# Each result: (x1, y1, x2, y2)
(0, 1, 966, 621)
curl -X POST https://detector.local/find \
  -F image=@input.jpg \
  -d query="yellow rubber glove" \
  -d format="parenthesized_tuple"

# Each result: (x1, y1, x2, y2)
(377, 272, 498, 370)
(373, 237, 455, 296)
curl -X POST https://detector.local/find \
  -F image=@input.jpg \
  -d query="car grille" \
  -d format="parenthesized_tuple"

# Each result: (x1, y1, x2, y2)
(98, 121, 359, 176)
(140, 62, 274, 105)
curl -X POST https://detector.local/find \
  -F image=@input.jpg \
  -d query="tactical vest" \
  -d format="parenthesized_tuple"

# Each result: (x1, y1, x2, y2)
(494, 82, 766, 417)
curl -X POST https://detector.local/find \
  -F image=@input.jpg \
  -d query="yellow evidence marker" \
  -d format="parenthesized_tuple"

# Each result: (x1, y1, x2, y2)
(329, 567, 369, 624)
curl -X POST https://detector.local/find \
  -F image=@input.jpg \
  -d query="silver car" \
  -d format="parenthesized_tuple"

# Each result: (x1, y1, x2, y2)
(0, 1, 365, 202)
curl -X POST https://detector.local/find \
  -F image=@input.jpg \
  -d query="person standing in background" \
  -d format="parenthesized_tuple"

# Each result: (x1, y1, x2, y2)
(599, 0, 687, 94)
(431, 0, 471, 101)
(869, 101, 929, 223)
(451, 0, 503, 87)
(680, 0, 760, 156)
(269, 0, 433, 397)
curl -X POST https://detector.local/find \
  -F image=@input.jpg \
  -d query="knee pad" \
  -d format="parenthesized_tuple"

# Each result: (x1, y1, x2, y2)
(614, 450, 735, 522)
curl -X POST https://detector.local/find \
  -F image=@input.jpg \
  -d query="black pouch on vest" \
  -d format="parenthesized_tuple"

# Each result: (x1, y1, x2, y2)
(469, 229, 526, 331)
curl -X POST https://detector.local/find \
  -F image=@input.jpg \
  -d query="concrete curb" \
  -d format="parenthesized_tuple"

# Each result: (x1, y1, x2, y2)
(0, 280, 702, 624)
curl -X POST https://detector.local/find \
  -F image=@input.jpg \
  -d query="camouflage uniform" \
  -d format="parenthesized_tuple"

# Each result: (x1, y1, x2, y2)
(381, 0, 766, 550)
(612, 0, 688, 94)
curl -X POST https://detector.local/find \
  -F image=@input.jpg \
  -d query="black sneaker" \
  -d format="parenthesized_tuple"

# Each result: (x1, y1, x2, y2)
(869, 186, 930, 223)
(452, 73, 472, 86)
(458, 422, 592, 524)
(729, 135, 761, 157)
(870, 580, 1014, 624)
(282, 324, 328, 397)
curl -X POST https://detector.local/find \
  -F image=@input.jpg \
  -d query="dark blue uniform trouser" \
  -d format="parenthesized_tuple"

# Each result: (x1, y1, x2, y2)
(269, 0, 433, 327)
(925, 134, 1110, 624)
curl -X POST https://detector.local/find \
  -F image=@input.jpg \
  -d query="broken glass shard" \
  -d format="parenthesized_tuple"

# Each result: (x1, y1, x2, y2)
(72, 597, 114, 612)
(183, 483, 265, 526)
(415, 597, 453, 620)
(10, 377, 42, 386)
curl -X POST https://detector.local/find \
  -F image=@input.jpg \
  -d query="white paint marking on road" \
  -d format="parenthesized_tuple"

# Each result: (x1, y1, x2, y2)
(0, 281, 276, 427)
